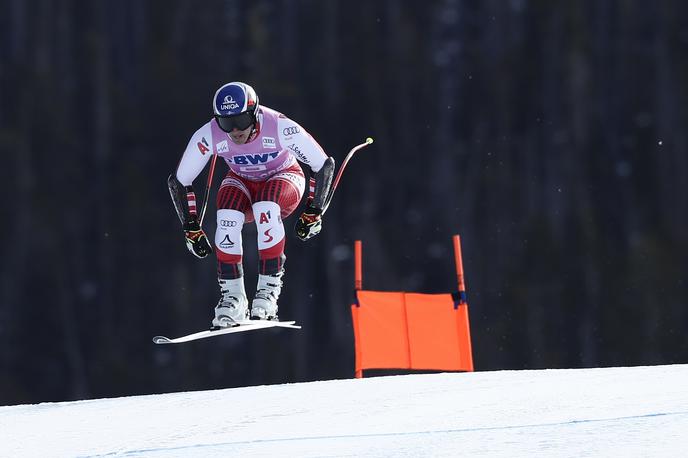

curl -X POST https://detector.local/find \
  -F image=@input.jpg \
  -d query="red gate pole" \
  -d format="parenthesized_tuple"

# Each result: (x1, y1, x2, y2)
(452, 234, 474, 371)
(353, 240, 363, 378)
(354, 240, 363, 291)
(453, 235, 466, 303)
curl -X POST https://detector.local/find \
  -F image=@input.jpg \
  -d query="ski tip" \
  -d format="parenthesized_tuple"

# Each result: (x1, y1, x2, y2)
(152, 336, 171, 345)
(365, 136, 374, 144)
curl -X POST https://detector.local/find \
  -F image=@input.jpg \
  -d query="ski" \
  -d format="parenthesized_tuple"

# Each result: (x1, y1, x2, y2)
(152, 320, 301, 345)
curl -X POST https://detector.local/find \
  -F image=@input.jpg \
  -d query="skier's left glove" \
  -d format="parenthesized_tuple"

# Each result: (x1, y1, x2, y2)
(183, 220, 212, 258)
(295, 207, 322, 241)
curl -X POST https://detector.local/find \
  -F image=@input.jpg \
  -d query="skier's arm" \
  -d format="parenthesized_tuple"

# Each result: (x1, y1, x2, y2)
(168, 124, 213, 258)
(308, 157, 335, 212)
(168, 174, 196, 227)
(278, 117, 334, 240)
(294, 157, 334, 241)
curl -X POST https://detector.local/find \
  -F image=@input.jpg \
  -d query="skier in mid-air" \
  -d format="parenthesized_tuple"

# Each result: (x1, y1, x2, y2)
(168, 82, 334, 328)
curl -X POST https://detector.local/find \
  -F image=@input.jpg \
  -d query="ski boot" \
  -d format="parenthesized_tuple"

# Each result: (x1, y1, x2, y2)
(250, 270, 284, 321)
(212, 277, 249, 328)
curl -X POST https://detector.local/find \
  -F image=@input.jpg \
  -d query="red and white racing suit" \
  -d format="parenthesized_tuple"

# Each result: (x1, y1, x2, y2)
(175, 106, 329, 278)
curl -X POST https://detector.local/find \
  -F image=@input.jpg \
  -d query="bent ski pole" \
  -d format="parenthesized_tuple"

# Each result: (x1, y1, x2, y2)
(322, 137, 374, 215)
(199, 152, 218, 225)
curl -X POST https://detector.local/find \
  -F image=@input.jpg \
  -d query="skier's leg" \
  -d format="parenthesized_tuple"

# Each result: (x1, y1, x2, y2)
(216, 179, 251, 276)
(212, 176, 253, 327)
(250, 166, 305, 319)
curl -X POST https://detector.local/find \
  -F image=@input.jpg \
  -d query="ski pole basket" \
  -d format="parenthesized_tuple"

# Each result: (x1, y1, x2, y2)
(351, 235, 474, 378)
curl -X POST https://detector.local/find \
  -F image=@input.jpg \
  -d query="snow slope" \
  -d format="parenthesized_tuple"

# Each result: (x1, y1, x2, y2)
(1, 365, 687, 457)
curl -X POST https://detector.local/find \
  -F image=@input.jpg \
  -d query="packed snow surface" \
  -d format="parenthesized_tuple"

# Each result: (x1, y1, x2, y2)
(1, 364, 687, 457)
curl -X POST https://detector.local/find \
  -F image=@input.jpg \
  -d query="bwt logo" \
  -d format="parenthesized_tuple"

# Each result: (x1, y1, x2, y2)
(231, 152, 280, 165)
(283, 126, 300, 136)
(221, 95, 239, 111)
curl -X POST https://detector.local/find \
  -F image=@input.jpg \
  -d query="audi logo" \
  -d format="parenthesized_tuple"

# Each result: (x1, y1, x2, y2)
(220, 220, 238, 227)
(283, 126, 300, 136)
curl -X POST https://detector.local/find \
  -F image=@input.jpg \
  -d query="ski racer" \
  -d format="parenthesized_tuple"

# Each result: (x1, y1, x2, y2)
(168, 82, 334, 327)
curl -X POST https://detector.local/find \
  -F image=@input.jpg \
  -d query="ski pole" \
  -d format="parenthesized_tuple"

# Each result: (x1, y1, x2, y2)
(322, 137, 374, 215)
(199, 152, 218, 226)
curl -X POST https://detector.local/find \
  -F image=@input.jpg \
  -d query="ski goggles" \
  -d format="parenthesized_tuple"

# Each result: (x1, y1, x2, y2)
(215, 112, 255, 132)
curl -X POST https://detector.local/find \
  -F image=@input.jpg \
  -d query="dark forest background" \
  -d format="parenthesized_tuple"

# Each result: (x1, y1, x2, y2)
(1, 0, 687, 404)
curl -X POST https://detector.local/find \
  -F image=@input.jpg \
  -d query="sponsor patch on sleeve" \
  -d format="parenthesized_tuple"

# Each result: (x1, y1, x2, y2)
(197, 137, 210, 155)
(216, 140, 229, 154)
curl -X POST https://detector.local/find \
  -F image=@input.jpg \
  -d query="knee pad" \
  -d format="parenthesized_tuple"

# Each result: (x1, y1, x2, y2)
(252, 201, 285, 253)
(215, 209, 245, 261)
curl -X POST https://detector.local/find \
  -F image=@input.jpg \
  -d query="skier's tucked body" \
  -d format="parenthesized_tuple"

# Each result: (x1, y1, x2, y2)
(168, 82, 334, 327)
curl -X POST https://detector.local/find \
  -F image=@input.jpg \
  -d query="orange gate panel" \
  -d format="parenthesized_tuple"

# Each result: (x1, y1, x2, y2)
(351, 235, 474, 378)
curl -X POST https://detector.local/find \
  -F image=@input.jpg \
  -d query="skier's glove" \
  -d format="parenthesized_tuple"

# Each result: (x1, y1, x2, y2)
(295, 207, 322, 241)
(183, 220, 212, 258)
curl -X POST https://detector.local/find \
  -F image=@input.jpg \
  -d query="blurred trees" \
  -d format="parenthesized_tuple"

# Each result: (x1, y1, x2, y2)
(0, 0, 686, 404)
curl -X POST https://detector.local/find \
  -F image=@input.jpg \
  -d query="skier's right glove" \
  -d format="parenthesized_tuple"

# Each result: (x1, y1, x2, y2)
(183, 220, 212, 258)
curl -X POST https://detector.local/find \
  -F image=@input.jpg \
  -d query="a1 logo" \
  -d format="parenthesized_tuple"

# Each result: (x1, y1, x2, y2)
(197, 137, 210, 155)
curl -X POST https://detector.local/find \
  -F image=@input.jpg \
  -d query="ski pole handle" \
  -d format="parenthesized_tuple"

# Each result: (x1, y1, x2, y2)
(322, 137, 373, 215)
